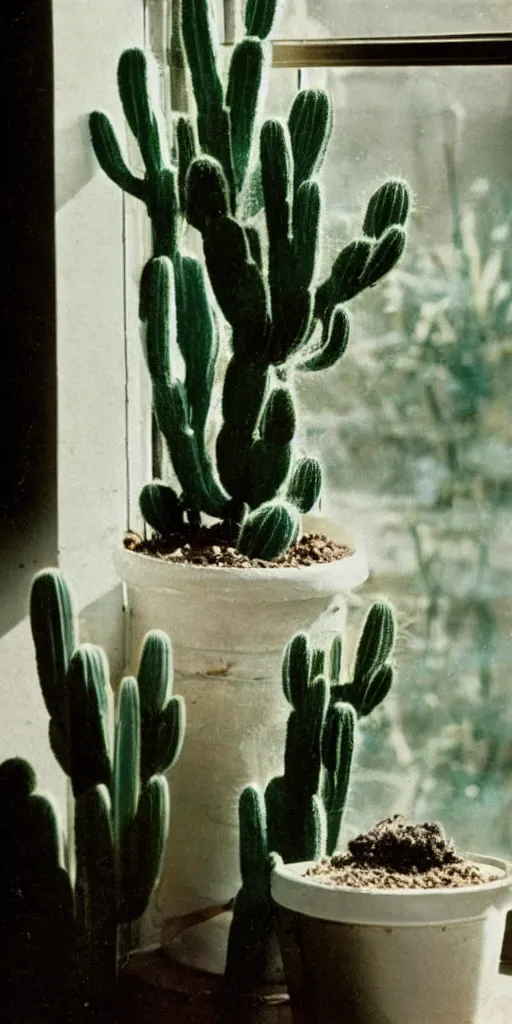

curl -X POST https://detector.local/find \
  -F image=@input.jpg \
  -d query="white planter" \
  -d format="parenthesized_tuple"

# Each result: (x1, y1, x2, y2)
(271, 855, 512, 1024)
(115, 516, 368, 974)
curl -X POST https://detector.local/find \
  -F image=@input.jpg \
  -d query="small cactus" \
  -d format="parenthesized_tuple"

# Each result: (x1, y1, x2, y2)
(226, 599, 396, 991)
(90, 0, 411, 560)
(25, 569, 186, 1009)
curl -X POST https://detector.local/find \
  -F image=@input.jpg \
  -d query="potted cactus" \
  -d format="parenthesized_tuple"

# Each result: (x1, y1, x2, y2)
(89, 0, 411, 971)
(0, 569, 185, 1020)
(224, 600, 396, 1004)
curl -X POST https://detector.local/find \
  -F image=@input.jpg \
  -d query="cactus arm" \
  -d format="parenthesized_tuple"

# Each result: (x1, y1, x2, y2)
(226, 38, 265, 195)
(237, 501, 300, 560)
(322, 702, 356, 856)
(117, 49, 164, 176)
(174, 253, 219, 449)
(149, 167, 179, 258)
(298, 304, 350, 372)
(244, 0, 279, 38)
(139, 482, 184, 537)
(282, 632, 311, 710)
(181, 0, 236, 207)
(362, 179, 411, 238)
(89, 112, 146, 200)
(216, 356, 268, 502)
(113, 677, 140, 851)
(202, 214, 272, 361)
(362, 225, 407, 288)
(286, 457, 322, 512)
(137, 630, 173, 716)
(67, 644, 113, 798)
(176, 115, 198, 213)
(292, 180, 321, 291)
(186, 156, 229, 231)
(329, 634, 343, 684)
(352, 602, 396, 688)
(359, 664, 394, 718)
(288, 89, 333, 189)
(119, 775, 170, 923)
(244, 386, 296, 507)
(30, 569, 78, 719)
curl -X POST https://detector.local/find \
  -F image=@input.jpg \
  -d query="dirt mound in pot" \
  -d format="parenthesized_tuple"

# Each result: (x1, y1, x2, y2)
(124, 528, 352, 568)
(307, 815, 497, 889)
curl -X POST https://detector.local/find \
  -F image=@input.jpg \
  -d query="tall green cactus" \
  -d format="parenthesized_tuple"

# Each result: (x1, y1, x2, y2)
(90, 0, 412, 557)
(226, 599, 396, 992)
(27, 569, 185, 1010)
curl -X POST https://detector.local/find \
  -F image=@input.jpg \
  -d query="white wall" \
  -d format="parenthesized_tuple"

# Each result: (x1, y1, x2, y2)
(0, 0, 147, 807)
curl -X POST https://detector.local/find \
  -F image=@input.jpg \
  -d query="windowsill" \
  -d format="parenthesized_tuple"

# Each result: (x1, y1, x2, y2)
(117, 948, 512, 1022)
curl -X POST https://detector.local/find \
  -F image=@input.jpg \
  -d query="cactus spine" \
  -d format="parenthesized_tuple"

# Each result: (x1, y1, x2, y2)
(226, 600, 396, 991)
(25, 570, 185, 1010)
(90, 0, 411, 559)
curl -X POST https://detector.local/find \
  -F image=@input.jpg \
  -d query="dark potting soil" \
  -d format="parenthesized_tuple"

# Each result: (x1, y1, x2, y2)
(124, 528, 352, 568)
(307, 815, 497, 890)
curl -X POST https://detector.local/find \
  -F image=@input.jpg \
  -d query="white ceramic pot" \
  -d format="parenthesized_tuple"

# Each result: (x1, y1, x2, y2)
(115, 516, 368, 974)
(271, 855, 512, 1024)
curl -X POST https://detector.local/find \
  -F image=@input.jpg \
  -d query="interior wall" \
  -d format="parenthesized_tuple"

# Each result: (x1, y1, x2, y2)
(0, 0, 146, 805)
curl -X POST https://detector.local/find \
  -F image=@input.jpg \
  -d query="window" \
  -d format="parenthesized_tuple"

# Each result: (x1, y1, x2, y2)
(147, 1, 512, 859)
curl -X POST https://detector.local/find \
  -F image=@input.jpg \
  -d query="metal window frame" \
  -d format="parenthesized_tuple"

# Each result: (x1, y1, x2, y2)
(271, 34, 512, 68)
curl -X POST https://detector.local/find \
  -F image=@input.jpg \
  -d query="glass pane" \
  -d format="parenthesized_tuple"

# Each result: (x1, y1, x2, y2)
(268, 64, 512, 857)
(276, 1, 511, 38)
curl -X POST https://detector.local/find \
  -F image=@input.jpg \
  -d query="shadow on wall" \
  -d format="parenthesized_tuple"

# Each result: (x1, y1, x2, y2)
(0, 5, 57, 637)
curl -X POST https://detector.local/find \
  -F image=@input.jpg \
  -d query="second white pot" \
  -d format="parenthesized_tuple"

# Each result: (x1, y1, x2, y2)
(116, 516, 368, 974)
(272, 855, 512, 1024)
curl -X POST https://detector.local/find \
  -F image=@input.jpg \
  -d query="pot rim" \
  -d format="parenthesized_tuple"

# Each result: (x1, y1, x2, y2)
(271, 854, 512, 926)
(114, 515, 369, 601)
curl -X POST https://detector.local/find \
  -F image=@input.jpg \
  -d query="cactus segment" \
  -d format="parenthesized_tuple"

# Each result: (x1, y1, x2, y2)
(113, 677, 140, 849)
(299, 304, 350, 372)
(227, 38, 265, 194)
(153, 696, 186, 774)
(245, 438, 292, 508)
(282, 632, 311, 709)
(311, 647, 325, 681)
(176, 116, 198, 213)
(237, 500, 300, 560)
(316, 239, 373, 321)
(144, 257, 173, 381)
(359, 663, 394, 717)
(181, 0, 224, 117)
(137, 631, 173, 716)
(139, 482, 184, 538)
(186, 156, 229, 231)
(150, 167, 179, 258)
(322, 701, 356, 855)
(288, 89, 333, 189)
(174, 254, 220, 452)
(221, 356, 268, 439)
(293, 180, 321, 290)
(119, 775, 169, 923)
(30, 569, 77, 719)
(353, 602, 396, 688)
(363, 179, 411, 238)
(117, 49, 163, 175)
(245, 0, 279, 39)
(260, 387, 296, 445)
(362, 225, 407, 288)
(67, 644, 113, 798)
(89, 112, 146, 199)
(202, 216, 271, 360)
(238, 785, 269, 893)
(329, 634, 343, 684)
(286, 456, 322, 513)
(75, 785, 116, 924)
